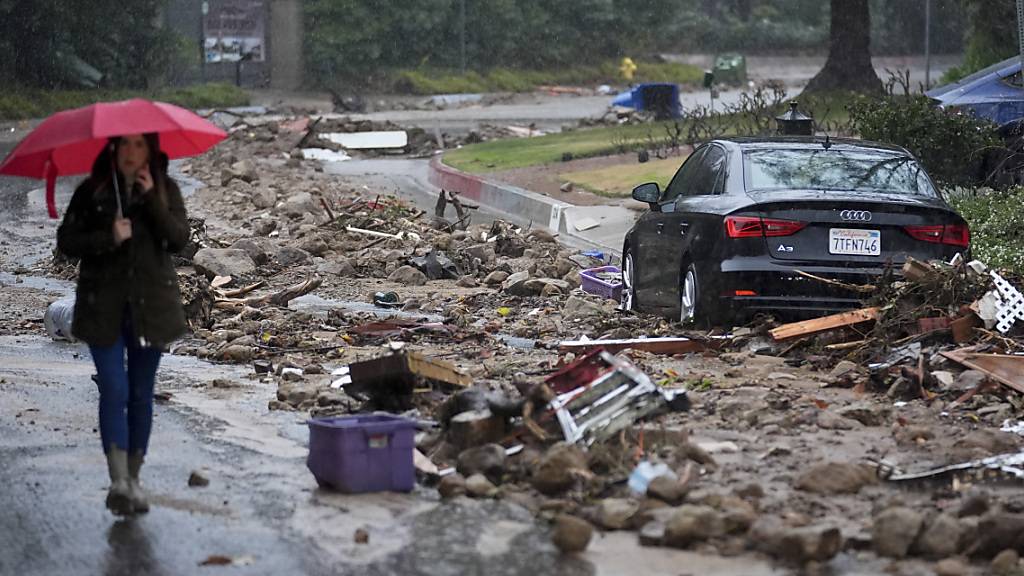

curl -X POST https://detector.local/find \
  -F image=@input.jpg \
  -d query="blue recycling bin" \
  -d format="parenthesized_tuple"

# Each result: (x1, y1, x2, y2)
(612, 83, 681, 119)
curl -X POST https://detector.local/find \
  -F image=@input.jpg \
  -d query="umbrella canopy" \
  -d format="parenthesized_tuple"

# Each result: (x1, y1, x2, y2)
(0, 98, 226, 218)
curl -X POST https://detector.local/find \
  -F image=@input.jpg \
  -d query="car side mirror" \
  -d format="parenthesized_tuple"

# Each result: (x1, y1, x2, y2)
(632, 182, 661, 208)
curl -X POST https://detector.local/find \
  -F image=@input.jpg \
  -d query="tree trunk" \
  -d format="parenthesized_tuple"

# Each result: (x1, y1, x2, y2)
(803, 0, 882, 94)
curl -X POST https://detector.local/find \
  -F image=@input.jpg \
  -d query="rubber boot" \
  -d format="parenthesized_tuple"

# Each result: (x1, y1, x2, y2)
(105, 447, 133, 516)
(127, 452, 150, 514)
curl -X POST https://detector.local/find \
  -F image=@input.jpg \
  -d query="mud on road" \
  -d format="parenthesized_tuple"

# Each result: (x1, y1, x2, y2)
(2, 108, 1024, 576)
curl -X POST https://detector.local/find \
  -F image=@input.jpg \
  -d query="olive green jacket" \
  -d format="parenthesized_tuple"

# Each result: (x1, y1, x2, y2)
(57, 175, 189, 348)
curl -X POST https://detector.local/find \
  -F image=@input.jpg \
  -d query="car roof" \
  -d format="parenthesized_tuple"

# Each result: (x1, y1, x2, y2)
(711, 136, 912, 156)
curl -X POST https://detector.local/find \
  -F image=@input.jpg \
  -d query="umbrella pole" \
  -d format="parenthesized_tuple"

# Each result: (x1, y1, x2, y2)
(109, 145, 123, 218)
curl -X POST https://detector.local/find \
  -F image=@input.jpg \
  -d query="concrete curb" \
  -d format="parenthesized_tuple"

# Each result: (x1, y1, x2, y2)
(429, 155, 633, 258)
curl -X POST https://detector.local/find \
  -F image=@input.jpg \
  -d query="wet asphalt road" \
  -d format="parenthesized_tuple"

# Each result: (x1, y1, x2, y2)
(0, 131, 782, 576)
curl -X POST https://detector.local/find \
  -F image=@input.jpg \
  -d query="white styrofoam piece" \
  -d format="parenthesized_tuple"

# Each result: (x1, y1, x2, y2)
(301, 148, 351, 162)
(324, 131, 408, 150)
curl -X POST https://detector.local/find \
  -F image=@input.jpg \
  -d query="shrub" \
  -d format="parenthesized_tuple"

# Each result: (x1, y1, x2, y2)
(850, 95, 1002, 188)
(947, 187, 1024, 275)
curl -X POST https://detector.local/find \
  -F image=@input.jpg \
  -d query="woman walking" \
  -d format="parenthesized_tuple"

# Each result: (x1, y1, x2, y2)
(57, 133, 189, 516)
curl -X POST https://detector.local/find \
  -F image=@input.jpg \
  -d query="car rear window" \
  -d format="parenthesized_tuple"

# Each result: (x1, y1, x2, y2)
(743, 148, 937, 197)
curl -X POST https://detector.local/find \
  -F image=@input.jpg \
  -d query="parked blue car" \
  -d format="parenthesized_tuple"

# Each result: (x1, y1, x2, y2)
(927, 56, 1024, 129)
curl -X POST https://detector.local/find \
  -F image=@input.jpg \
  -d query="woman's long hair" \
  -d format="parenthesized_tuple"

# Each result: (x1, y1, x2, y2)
(89, 133, 168, 206)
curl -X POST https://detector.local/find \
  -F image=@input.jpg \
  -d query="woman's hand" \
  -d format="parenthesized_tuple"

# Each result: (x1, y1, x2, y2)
(137, 166, 154, 193)
(113, 217, 133, 245)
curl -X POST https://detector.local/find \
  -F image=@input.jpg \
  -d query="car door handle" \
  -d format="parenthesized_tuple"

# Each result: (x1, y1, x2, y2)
(679, 221, 689, 235)
(656, 223, 665, 234)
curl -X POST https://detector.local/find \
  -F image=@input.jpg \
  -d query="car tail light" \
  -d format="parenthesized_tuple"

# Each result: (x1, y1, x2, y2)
(725, 216, 806, 238)
(733, 290, 757, 296)
(904, 224, 970, 247)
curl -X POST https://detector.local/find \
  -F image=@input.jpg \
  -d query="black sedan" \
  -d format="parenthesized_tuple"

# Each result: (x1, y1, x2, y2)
(621, 137, 970, 324)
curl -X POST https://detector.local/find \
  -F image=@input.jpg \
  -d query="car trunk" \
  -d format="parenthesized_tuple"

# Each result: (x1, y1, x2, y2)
(743, 190, 967, 265)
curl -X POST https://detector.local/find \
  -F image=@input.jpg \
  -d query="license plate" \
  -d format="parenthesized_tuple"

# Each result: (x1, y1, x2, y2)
(829, 228, 881, 256)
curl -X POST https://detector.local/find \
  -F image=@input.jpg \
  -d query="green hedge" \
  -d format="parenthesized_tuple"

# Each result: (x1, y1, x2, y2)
(947, 187, 1024, 275)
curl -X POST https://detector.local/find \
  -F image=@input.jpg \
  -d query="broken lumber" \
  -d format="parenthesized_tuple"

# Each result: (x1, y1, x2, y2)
(940, 350, 1024, 395)
(214, 276, 321, 310)
(557, 337, 709, 355)
(902, 257, 935, 282)
(770, 307, 880, 341)
(448, 409, 508, 450)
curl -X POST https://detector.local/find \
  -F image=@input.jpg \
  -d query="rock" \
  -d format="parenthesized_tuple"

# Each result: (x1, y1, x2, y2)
(251, 187, 277, 209)
(282, 191, 316, 218)
(596, 498, 640, 530)
(887, 376, 916, 399)
(664, 505, 725, 548)
(230, 159, 258, 183)
(959, 430, 1020, 456)
(193, 248, 256, 279)
(456, 444, 506, 480)
(957, 370, 988, 391)
(873, 506, 925, 558)
(718, 496, 758, 534)
(463, 244, 496, 265)
(829, 360, 858, 378)
(448, 409, 507, 450)
(484, 270, 509, 285)
(639, 520, 667, 547)
(837, 403, 890, 427)
(974, 513, 1024, 558)
(188, 470, 210, 487)
(277, 381, 319, 406)
(532, 443, 589, 495)
(252, 218, 277, 237)
(735, 483, 765, 500)
(525, 278, 571, 296)
(229, 238, 271, 265)
(298, 238, 329, 257)
(502, 271, 534, 296)
(647, 476, 689, 505)
(540, 282, 563, 297)
(456, 275, 478, 287)
(552, 515, 593, 554)
(957, 490, 990, 518)
(388, 265, 429, 286)
(277, 246, 312, 267)
(354, 528, 369, 544)
(317, 259, 356, 277)
(750, 518, 841, 563)
(816, 410, 862, 430)
(560, 181, 574, 192)
(438, 474, 467, 499)
(465, 473, 498, 498)
(563, 295, 605, 319)
(913, 514, 964, 559)
(934, 558, 969, 576)
(932, 370, 956, 389)
(795, 462, 875, 494)
(218, 344, 253, 362)
(991, 549, 1020, 575)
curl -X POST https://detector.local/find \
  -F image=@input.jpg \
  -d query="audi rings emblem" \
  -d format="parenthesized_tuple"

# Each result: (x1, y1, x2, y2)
(840, 210, 872, 222)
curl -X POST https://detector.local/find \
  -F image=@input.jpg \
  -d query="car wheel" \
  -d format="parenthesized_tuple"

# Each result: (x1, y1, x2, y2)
(680, 263, 700, 323)
(620, 250, 637, 311)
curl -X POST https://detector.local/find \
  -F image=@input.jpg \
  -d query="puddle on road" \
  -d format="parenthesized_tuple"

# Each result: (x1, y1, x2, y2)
(0, 272, 74, 295)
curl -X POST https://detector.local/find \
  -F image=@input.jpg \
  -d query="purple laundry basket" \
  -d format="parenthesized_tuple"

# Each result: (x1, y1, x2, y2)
(307, 414, 417, 493)
(580, 266, 623, 301)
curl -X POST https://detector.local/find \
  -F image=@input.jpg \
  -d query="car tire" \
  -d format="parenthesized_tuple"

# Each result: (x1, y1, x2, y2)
(680, 261, 721, 326)
(621, 250, 637, 312)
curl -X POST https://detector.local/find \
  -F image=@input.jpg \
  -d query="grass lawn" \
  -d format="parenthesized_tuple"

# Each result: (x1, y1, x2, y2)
(443, 91, 861, 174)
(0, 83, 250, 121)
(560, 155, 685, 197)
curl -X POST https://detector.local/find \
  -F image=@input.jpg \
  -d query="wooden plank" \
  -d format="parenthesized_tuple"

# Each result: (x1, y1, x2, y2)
(557, 337, 709, 356)
(940, 350, 1024, 395)
(770, 307, 879, 341)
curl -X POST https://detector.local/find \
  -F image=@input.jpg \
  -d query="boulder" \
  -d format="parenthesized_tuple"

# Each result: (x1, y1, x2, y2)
(795, 462, 875, 494)
(552, 515, 593, 554)
(751, 517, 842, 563)
(251, 187, 277, 209)
(973, 513, 1024, 558)
(456, 444, 506, 481)
(484, 270, 509, 285)
(298, 238, 329, 257)
(388, 265, 428, 286)
(913, 513, 964, 559)
(230, 238, 271, 265)
(873, 506, 925, 558)
(502, 271, 534, 296)
(595, 498, 640, 530)
(664, 505, 725, 548)
(464, 244, 496, 265)
(317, 259, 357, 277)
(532, 443, 589, 495)
(438, 474, 467, 499)
(465, 473, 498, 498)
(991, 549, 1020, 575)
(647, 475, 689, 505)
(563, 295, 605, 319)
(282, 191, 316, 218)
(193, 248, 256, 279)
(934, 558, 970, 576)
(276, 246, 312, 267)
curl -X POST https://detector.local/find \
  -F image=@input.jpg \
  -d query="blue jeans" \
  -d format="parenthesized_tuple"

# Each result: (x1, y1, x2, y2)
(89, 313, 162, 454)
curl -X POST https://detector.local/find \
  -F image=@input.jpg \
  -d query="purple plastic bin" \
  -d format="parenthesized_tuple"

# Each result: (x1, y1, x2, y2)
(307, 414, 417, 493)
(580, 266, 623, 301)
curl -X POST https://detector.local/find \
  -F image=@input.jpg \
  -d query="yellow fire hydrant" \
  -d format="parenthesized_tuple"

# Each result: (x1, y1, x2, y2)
(619, 57, 637, 82)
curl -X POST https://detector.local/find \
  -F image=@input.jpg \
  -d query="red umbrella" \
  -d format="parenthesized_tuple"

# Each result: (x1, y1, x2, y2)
(0, 98, 227, 218)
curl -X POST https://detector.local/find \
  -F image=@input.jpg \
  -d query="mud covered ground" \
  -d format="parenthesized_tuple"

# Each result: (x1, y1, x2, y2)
(4, 112, 1024, 576)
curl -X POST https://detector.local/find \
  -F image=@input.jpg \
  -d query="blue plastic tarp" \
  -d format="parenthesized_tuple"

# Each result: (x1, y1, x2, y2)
(927, 56, 1024, 126)
(611, 83, 681, 118)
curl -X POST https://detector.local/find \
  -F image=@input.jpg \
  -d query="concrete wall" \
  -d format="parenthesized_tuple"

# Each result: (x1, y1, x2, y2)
(268, 0, 304, 90)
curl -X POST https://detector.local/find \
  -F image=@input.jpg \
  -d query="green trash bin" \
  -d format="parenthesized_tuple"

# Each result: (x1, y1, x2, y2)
(713, 53, 747, 86)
